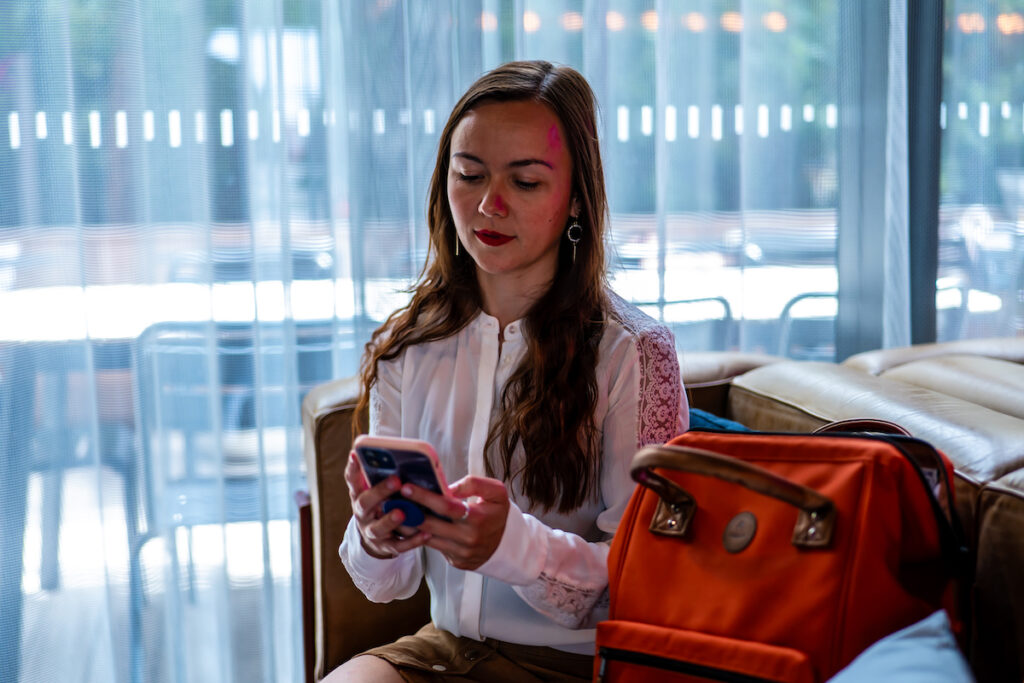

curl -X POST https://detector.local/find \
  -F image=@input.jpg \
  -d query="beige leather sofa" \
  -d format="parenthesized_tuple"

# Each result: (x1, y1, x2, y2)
(298, 337, 1024, 683)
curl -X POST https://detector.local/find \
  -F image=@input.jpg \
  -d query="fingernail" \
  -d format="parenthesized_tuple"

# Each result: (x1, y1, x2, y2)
(386, 478, 399, 491)
(401, 485, 413, 496)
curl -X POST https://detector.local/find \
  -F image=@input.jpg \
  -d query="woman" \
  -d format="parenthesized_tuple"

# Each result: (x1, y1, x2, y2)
(328, 60, 687, 682)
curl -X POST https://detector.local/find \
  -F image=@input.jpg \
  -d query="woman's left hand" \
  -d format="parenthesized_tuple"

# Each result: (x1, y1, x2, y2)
(399, 475, 510, 571)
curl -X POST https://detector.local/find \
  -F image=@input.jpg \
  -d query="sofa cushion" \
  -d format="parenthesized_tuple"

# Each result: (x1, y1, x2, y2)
(730, 361, 1024, 483)
(843, 337, 1024, 375)
(882, 355, 1024, 421)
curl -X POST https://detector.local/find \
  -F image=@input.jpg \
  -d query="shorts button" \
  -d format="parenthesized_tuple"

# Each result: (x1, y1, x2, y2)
(431, 664, 447, 671)
(464, 649, 481, 661)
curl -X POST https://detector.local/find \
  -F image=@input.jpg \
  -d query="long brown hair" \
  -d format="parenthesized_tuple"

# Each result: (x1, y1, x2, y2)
(356, 60, 608, 513)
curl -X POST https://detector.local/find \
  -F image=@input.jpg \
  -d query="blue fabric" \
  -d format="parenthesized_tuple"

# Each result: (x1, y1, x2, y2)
(828, 610, 974, 682)
(687, 408, 751, 432)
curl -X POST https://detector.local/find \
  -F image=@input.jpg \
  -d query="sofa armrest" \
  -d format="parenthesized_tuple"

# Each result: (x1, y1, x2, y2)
(680, 351, 783, 416)
(971, 470, 1024, 682)
(301, 378, 431, 679)
(296, 490, 314, 683)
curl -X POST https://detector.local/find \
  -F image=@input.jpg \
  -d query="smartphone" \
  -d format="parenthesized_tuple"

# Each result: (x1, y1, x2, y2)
(352, 434, 450, 526)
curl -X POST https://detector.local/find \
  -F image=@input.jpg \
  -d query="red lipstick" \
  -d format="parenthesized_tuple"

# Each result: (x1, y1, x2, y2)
(475, 230, 514, 246)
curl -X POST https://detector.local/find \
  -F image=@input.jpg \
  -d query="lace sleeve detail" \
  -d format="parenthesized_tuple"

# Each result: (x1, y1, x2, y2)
(516, 573, 609, 629)
(607, 291, 683, 448)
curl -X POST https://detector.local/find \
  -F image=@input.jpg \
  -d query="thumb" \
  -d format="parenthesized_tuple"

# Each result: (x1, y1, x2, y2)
(448, 475, 508, 504)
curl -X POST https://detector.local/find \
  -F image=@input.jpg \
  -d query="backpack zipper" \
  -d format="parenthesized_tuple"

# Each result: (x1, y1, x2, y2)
(597, 646, 781, 683)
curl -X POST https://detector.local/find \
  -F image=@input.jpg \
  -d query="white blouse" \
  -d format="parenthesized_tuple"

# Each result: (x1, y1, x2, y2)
(340, 291, 688, 653)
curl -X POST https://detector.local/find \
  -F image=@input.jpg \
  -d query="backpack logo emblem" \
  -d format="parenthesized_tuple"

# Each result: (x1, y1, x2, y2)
(723, 511, 757, 553)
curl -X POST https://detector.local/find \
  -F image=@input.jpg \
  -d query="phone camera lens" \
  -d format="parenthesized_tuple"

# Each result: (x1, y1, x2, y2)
(365, 448, 394, 469)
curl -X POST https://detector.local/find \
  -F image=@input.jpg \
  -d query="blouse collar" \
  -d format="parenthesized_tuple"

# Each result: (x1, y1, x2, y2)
(471, 309, 525, 341)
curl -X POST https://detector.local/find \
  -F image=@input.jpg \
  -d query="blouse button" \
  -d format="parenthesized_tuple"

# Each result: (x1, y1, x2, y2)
(431, 664, 447, 671)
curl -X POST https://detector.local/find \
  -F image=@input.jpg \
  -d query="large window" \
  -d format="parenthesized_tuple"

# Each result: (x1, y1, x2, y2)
(1, 2, 846, 363)
(938, 2, 1024, 340)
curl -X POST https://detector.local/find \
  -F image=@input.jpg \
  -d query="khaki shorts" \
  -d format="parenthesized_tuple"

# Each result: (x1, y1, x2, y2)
(360, 623, 594, 682)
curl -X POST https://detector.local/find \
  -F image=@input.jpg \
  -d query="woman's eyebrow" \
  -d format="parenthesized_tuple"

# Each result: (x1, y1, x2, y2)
(509, 158, 553, 170)
(451, 152, 553, 170)
(451, 152, 483, 164)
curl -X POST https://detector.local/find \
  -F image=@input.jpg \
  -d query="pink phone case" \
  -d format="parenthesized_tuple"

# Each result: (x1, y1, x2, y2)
(353, 435, 449, 525)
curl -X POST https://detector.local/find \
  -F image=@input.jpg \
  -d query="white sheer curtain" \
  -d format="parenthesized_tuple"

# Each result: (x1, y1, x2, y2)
(4, 2, 993, 682)
(2, 3, 327, 681)
(884, 0, 912, 348)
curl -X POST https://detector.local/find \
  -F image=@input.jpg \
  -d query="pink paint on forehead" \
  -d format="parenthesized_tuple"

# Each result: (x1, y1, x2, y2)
(547, 123, 562, 150)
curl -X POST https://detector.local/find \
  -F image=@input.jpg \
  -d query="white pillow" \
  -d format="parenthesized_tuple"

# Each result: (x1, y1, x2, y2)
(828, 611, 974, 682)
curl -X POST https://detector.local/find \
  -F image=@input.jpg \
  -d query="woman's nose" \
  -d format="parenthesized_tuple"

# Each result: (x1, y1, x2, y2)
(479, 184, 508, 218)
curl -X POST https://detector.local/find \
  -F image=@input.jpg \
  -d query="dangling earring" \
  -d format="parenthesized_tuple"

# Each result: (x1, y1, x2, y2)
(566, 217, 582, 263)
(455, 232, 460, 256)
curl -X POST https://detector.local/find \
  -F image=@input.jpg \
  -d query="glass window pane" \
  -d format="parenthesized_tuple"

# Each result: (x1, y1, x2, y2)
(594, 2, 840, 359)
(939, 1, 1024, 339)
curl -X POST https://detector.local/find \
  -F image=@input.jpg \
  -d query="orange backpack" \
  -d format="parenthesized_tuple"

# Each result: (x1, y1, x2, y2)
(596, 429, 966, 683)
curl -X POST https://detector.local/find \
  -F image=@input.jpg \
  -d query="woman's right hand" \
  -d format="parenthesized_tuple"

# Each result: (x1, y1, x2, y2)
(345, 451, 432, 559)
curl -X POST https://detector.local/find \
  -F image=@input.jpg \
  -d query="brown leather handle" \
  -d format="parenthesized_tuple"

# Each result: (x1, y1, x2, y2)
(631, 445, 836, 547)
(813, 418, 911, 436)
